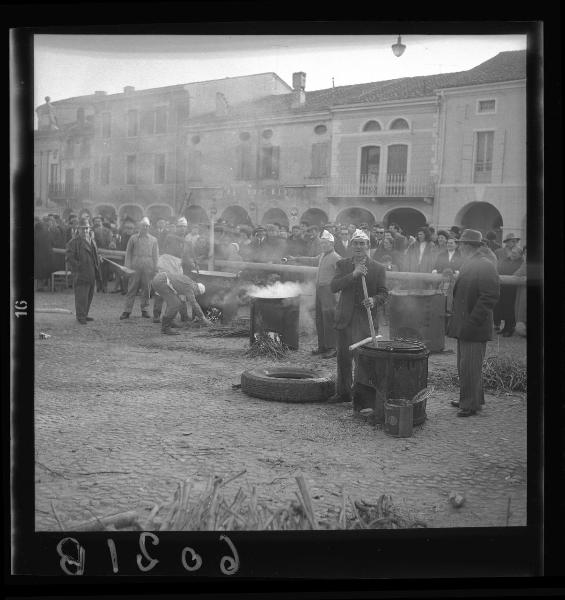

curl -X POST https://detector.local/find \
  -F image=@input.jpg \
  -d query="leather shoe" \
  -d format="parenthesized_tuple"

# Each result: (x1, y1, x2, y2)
(450, 401, 460, 408)
(77, 318, 87, 324)
(119, 312, 130, 320)
(322, 349, 337, 359)
(311, 348, 326, 355)
(457, 409, 477, 417)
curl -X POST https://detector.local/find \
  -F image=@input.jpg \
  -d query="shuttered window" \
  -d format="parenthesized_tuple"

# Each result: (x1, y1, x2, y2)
(140, 110, 155, 135)
(126, 154, 136, 184)
(154, 154, 166, 184)
(100, 156, 110, 185)
(474, 131, 494, 183)
(235, 143, 254, 180)
(259, 146, 279, 179)
(311, 142, 329, 177)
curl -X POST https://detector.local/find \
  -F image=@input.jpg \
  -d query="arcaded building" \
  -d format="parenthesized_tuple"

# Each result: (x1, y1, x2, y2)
(34, 50, 526, 241)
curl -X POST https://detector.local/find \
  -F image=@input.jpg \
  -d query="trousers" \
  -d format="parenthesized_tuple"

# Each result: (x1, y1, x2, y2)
(315, 285, 337, 350)
(456, 339, 487, 411)
(123, 269, 153, 313)
(336, 308, 377, 399)
(151, 273, 205, 321)
(153, 293, 189, 320)
(74, 279, 95, 320)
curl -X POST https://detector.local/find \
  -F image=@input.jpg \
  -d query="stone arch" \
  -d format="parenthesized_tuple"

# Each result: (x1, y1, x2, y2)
(146, 204, 173, 223)
(261, 207, 289, 229)
(118, 204, 144, 224)
(184, 204, 210, 225)
(93, 204, 118, 222)
(455, 202, 503, 239)
(299, 207, 328, 227)
(335, 207, 375, 227)
(383, 207, 427, 237)
(221, 205, 253, 227)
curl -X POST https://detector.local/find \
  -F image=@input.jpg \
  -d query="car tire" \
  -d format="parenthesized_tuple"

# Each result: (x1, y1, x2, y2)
(240, 367, 335, 403)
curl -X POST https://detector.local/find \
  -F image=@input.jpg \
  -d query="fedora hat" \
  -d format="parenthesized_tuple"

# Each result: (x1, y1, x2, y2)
(503, 233, 520, 243)
(77, 217, 91, 229)
(455, 229, 483, 245)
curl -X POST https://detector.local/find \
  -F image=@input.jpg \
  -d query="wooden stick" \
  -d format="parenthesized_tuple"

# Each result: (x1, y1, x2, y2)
(361, 275, 378, 347)
(349, 335, 383, 351)
(67, 510, 139, 532)
(295, 474, 318, 530)
(50, 500, 65, 531)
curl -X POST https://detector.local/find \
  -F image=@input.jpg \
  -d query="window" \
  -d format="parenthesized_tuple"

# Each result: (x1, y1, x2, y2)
(65, 138, 74, 159)
(155, 106, 167, 134)
(389, 118, 409, 130)
(50, 163, 59, 184)
(360, 146, 380, 193)
(154, 154, 166, 184)
(80, 167, 90, 193)
(100, 156, 110, 185)
(262, 129, 273, 139)
(314, 124, 327, 135)
(127, 109, 139, 137)
(80, 138, 91, 158)
(474, 131, 494, 183)
(235, 143, 254, 180)
(101, 112, 111, 138)
(259, 146, 279, 179)
(386, 144, 408, 195)
(126, 154, 136, 184)
(140, 110, 155, 135)
(363, 120, 381, 132)
(187, 150, 202, 181)
(478, 99, 496, 114)
(311, 142, 329, 177)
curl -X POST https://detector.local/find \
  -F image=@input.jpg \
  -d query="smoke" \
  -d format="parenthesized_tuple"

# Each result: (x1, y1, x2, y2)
(246, 280, 317, 334)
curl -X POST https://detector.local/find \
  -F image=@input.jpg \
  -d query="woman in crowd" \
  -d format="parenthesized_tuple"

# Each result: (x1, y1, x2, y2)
(373, 237, 403, 271)
(494, 245, 524, 337)
(404, 227, 436, 273)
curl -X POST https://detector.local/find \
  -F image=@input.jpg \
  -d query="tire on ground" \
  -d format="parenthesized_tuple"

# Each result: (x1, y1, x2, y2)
(241, 367, 335, 403)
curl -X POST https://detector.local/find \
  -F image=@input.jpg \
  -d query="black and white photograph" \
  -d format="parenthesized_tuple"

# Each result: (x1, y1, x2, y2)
(9, 19, 551, 582)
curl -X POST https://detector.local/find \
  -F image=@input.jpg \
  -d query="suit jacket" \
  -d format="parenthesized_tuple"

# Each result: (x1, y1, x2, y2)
(404, 241, 436, 273)
(446, 249, 500, 342)
(65, 236, 101, 284)
(334, 239, 353, 258)
(330, 257, 388, 329)
(433, 248, 463, 273)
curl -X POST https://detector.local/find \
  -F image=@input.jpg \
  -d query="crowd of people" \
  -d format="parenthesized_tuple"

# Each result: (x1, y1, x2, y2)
(34, 211, 527, 337)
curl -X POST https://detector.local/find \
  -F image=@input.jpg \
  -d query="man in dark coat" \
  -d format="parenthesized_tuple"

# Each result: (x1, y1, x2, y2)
(447, 229, 500, 417)
(65, 218, 101, 324)
(330, 229, 388, 403)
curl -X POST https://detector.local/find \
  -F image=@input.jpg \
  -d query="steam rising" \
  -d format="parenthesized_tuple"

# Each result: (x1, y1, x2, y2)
(247, 281, 307, 299)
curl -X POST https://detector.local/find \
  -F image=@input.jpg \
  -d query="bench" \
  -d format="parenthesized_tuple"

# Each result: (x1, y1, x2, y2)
(50, 271, 71, 292)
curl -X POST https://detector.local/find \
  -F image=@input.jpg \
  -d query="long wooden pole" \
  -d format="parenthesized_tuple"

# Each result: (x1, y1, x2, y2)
(361, 275, 378, 346)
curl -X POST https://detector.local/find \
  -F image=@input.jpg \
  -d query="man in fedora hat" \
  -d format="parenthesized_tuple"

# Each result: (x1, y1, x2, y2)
(120, 216, 159, 319)
(65, 217, 101, 324)
(447, 229, 500, 417)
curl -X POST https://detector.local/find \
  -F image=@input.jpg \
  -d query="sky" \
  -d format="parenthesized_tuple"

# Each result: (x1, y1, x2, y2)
(34, 34, 527, 110)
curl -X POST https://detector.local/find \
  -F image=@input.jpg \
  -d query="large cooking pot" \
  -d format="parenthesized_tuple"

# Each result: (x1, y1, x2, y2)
(249, 295, 301, 350)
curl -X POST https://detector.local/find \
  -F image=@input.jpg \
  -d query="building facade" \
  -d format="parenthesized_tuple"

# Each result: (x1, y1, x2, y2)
(34, 51, 527, 241)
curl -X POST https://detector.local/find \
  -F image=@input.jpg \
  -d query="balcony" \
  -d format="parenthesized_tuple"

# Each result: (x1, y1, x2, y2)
(328, 174, 435, 198)
(48, 183, 90, 204)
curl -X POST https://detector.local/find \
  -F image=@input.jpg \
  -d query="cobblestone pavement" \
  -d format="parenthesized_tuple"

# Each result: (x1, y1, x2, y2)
(33, 290, 527, 530)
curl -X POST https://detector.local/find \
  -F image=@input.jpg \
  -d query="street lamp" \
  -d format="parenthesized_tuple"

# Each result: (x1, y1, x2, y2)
(392, 36, 406, 58)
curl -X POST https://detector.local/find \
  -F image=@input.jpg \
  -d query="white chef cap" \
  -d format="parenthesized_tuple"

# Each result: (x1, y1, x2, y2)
(320, 229, 335, 242)
(350, 229, 370, 241)
(140, 217, 150, 226)
(196, 283, 205, 295)
(177, 217, 188, 226)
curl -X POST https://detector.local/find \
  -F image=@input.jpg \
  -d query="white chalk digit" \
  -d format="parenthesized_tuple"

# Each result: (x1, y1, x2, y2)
(219, 534, 239, 575)
(181, 546, 203, 572)
(107, 538, 119, 573)
(56, 537, 85, 576)
(136, 532, 159, 572)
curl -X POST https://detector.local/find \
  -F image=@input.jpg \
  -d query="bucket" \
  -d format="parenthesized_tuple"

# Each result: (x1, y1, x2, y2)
(389, 289, 446, 352)
(384, 399, 413, 438)
(353, 340, 429, 421)
(249, 296, 300, 349)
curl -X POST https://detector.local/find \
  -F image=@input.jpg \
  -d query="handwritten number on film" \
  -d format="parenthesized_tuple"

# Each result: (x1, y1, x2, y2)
(14, 300, 28, 318)
(57, 534, 239, 575)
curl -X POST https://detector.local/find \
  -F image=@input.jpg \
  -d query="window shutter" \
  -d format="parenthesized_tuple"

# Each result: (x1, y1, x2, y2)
(460, 132, 474, 183)
(492, 129, 506, 183)
(271, 146, 280, 179)
(312, 142, 329, 177)
(235, 144, 243, 179)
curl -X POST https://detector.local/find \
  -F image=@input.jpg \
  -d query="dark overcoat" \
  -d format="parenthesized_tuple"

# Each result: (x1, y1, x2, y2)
(331, 257, 388, 329)
(65, 236, 101, 284)
(447, 249, 500, 342)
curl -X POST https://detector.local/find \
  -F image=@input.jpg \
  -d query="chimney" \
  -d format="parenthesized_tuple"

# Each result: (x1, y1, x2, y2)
(215, 92, 229, 117)
(94, 90, 107, 96)
(123, 86, 135, 95)
(291, 71, 306, 108)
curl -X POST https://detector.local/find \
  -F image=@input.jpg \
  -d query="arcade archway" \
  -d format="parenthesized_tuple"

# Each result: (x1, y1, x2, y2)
(335, 207, 375, 227)
(383, 207, 426, 237)
(184, 204, 210, 225)
(261, 207, 289, 229)
(118, 204, 144, 224)
(221, 205, 253, 226)
(300, 208, 328, 227)
(93, 204, 117, 222)
(456, 202, 503, 239)
(146, 204, 173, 223)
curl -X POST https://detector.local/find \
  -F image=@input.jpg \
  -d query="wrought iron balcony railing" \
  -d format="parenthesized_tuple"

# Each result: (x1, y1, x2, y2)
(328, 174, 435, 198)
(48, 183, 90, 199)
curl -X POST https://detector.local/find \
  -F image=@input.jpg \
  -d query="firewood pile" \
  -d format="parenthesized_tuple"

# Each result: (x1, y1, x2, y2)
(245, 332, 288, 359)
(56, 473, 426, 531)
(482, 355, 527, 393)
